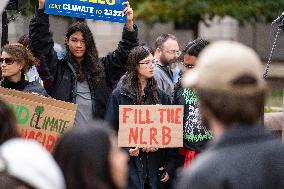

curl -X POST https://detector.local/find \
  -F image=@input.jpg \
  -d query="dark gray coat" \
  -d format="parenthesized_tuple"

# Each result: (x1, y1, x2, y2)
(22, 81, 48, 96)
(177, 125, 284, 189)
(0, 80, 48, 96)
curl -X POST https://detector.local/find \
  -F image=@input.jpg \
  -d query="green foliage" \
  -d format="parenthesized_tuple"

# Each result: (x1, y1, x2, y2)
(130, 0, 284, 25)
(18, 0, 37, 15)
(18, 0, 284, 25)
(266, 89, 283, 108)
(264, 106, 272, 113)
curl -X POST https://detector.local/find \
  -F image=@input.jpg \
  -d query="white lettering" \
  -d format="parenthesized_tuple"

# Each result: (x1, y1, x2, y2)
(63, 4, 68, 10)
(89, 7, 94, 13)
(61, 4, 94, 13)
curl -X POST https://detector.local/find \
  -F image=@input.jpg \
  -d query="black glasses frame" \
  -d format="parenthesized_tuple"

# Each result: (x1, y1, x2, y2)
(138, 59, 156, 66)
(0, 57, 15, 65)
(181, 61, 194, 69)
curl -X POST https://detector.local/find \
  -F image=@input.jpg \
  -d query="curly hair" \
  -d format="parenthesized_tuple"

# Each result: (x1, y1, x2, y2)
(0, 98, 19, 145)
(182, 38, 209, 57)
(1, 43, 38, 74)
(126, 46, 160, 105)
(65, 22, 103, 86)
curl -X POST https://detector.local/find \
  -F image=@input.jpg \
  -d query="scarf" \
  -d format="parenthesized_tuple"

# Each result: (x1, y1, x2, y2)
(1, 74, 30, 91)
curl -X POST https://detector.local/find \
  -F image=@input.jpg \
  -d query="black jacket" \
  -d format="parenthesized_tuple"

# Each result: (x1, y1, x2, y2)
(105, 78, 170, 131)
(105, 78, 177, 189)
(173, 84, 212, 152)
(0, 77, 47, 96)
(29, 9, 139, 119)
(177, 125, 284, 189)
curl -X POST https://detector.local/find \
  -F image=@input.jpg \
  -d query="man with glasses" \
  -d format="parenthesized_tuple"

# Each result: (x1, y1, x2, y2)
(173, 39, 211, 171)
(154, 34, 180, 102)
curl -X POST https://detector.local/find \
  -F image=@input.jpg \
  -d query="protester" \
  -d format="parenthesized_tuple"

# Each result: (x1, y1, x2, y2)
(29, 0, 138, 126)
(53, 123, 128, 189)
(177, 41, 284, 189)
(0, 43, 47, 96)
(154, 34, 180, 101)
(0, 98, 19, 145)
(105, 46, 176, 189)
(173, 39, 212, 168)
(0, 139, 65, 189)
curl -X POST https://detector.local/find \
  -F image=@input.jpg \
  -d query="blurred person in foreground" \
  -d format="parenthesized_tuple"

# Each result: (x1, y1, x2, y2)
(53, 123, 128, 189)
(0, 139, 65, 189)
(0, 98, 19, 145)
(177, 41, 284, 189)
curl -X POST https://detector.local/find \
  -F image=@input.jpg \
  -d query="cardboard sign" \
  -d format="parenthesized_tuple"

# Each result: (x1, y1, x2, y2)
(0, 87, 77, 152)
(45, 0, 127, 23)
(118, 105, 184, 148)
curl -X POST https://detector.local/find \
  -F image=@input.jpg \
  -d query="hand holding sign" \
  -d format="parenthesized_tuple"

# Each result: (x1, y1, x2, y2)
(129, 144, 140, 157)
(122, 1, 133, 31)
(159, 167, 170, 182)
(142, 145, 159, 153)
(39, 0, 45, 9)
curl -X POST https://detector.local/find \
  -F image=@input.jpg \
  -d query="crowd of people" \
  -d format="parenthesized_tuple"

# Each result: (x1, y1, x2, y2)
(0, 0, 284, 189)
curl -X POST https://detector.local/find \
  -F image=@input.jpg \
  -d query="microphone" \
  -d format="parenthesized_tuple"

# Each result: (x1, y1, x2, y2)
(272, 12, 284, 25)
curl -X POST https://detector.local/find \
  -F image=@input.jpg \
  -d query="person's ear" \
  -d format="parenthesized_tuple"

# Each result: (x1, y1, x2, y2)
(154, 47, 162, 57)
(65, 37, 69, 46)
(18, 63, 23, 72)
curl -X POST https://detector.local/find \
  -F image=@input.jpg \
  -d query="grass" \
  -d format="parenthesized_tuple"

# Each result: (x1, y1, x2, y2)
(265, 89, 283, 112)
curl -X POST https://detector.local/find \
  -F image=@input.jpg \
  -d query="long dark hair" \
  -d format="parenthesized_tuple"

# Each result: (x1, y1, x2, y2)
(125, 46, 160, 105)
(65, 22, 103, 86)
(53, 123, 118, 189)
(0, 98, 19, 145)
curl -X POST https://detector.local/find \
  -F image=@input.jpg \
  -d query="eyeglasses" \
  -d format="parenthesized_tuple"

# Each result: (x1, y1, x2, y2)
(163, 49, 181, 56)
(0, 57, 15, 65)
(138, 59, 157, 67)
(181, 61, 194, 69)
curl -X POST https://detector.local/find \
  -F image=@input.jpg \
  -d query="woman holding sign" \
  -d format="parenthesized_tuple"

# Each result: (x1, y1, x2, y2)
(29, 0, 138, 126)
(105, 46, 177, 189)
